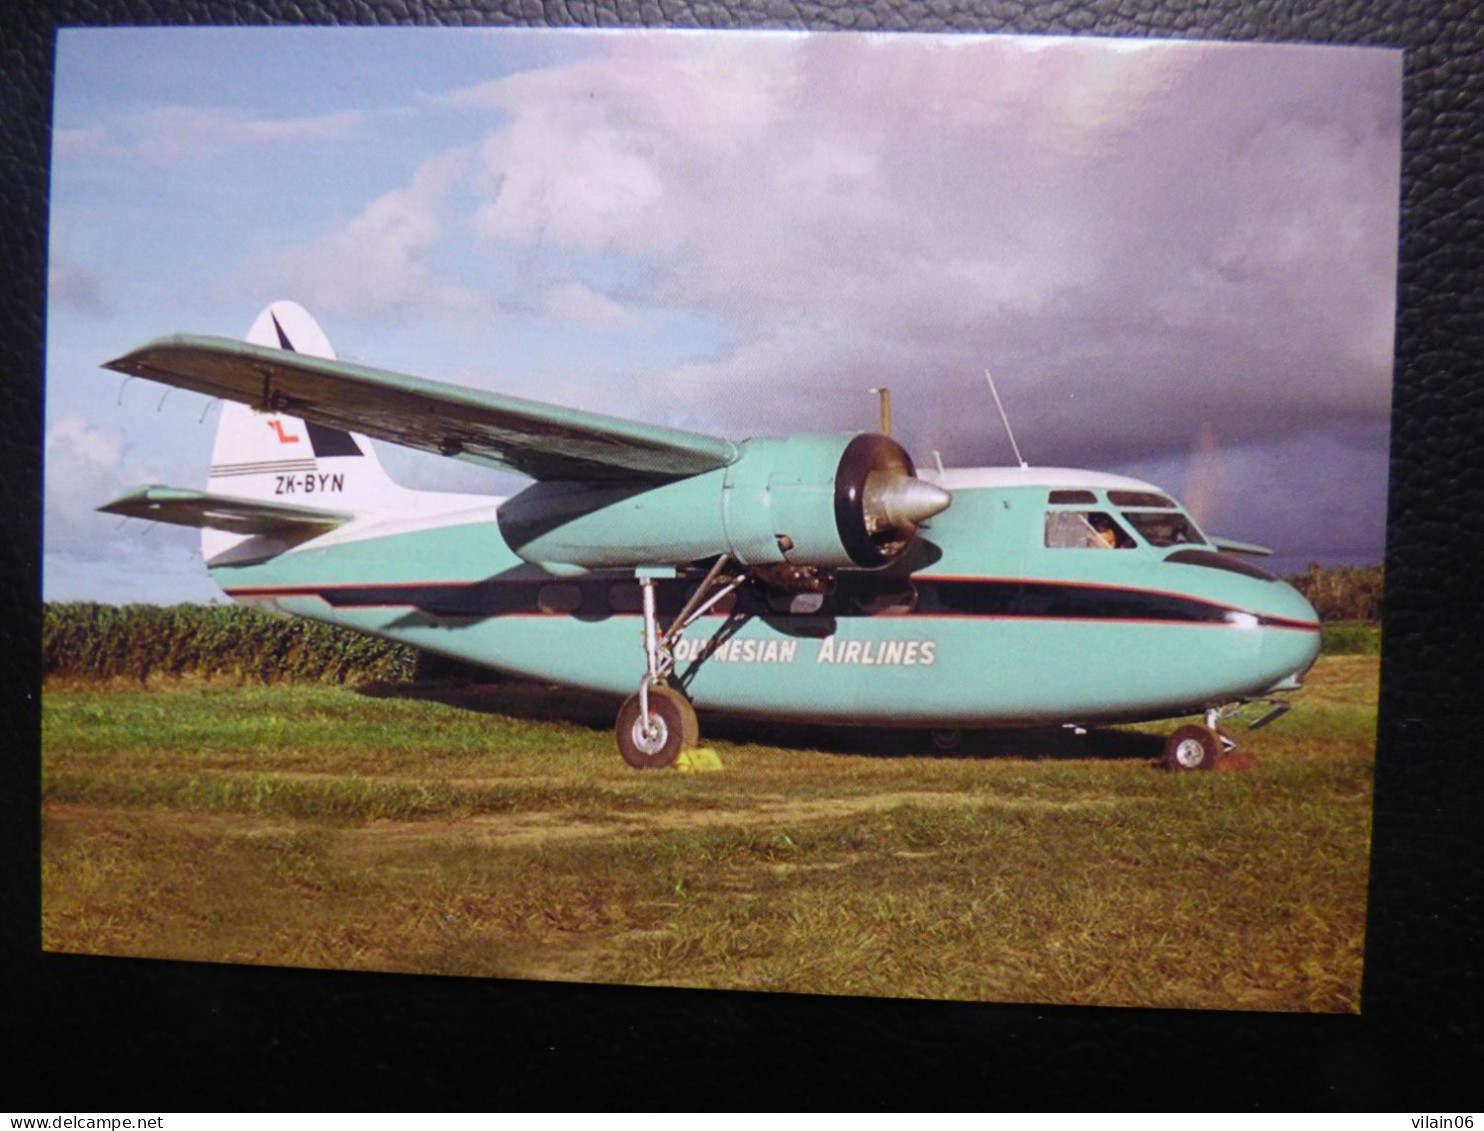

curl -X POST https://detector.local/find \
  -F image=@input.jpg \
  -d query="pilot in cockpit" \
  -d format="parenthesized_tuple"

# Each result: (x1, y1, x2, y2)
(1089, 514, 1119, 549)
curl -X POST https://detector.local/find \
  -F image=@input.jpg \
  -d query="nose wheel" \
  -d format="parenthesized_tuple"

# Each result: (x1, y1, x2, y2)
(1163, 724, 1222, 770)
(1162, 708, 1238, 771)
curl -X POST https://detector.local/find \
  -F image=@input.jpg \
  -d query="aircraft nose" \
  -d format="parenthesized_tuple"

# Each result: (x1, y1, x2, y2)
(1269, 576, 1322, 628)
(1260, 580, 1323, 687)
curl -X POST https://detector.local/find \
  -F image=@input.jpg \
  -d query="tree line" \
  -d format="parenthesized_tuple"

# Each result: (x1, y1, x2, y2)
(1285, 563, 1384, 623)
(43, 602, 418, 685)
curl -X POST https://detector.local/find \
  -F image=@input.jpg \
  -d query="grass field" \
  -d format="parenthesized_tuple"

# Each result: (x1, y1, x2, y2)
(40, 654, 1377, 1011)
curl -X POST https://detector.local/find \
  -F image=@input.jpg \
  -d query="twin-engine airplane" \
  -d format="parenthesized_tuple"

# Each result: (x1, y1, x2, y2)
(99, 302, 1321, 771)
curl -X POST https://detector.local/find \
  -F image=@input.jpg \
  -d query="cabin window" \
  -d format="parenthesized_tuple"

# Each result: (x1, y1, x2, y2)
(537, 583, 583, 615)
(607, 581, 644, 613)
(1044, 511, 1135, 549)
(1120, 511, 1204, 547)
(1048, 489, 1098, 505)
(1107, 489, 1177, 509)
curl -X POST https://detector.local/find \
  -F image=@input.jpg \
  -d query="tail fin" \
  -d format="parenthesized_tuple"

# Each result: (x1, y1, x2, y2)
(203, 301, 409, 562)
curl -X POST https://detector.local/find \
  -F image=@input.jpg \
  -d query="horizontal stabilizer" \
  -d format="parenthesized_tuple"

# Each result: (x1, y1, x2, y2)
(99, 486, 351, 536)
(105, 335, 739, 483)
(1206, 535, 1273, 557)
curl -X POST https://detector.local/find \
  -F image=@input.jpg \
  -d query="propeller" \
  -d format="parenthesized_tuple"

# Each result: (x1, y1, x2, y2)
(864, 471, 952, 534)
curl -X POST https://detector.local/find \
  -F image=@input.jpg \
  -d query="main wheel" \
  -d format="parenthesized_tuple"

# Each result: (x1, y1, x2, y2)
(616, 686, 699, 769)
(1163, 723, 1222, 771)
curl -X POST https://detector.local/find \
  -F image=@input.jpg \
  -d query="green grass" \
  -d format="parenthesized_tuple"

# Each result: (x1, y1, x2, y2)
(1321, 622, 1382, 655)
(40, 658, 1376, 1012)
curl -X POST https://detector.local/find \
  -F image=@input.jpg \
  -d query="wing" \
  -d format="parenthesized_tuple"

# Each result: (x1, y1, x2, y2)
(104, 335, 739, 483)
(99, 486, 351, 536)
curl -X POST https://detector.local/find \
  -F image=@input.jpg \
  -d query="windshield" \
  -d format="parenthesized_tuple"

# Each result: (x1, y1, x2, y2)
(1044, 510, 1137, 549)
(1120, 510, 1205, 548)
(1044, 488, 1206, 550)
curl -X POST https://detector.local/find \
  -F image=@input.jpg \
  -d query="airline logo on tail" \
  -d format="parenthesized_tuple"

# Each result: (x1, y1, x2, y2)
(209, 417, 364, 494)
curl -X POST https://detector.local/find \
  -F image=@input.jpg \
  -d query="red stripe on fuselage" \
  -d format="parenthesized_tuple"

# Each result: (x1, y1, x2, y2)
(920, 573, 1319, 631)
(221, 574, 1320, 632)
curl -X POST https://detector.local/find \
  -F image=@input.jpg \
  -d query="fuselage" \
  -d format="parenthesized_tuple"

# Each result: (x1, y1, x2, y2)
(210, 464, 1322, 729)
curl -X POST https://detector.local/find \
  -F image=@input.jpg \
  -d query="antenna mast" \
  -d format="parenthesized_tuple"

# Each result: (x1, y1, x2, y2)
(868, 386, 892, 436)
(984, 368, 1028, 468)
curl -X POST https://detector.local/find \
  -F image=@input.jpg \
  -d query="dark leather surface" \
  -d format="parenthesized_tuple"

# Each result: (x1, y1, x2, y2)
(5, 0, 1481, 1110)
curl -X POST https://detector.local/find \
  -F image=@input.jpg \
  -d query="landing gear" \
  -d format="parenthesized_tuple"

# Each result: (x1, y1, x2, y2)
(616, 558, 744, 769)
(1163, 724, 1222, 771)
(1163, 707, 1238, 772)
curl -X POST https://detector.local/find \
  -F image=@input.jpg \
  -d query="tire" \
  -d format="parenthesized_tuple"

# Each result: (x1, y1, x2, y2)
(1163, 723, 1222, 771)
(656, 684, 702, 749)
(616, 686, 699, 769)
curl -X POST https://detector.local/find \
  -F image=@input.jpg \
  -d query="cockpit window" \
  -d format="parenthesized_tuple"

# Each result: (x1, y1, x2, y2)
(1121, 511, 1204, 547)
(1045, 511, 1136, 549)
(1048, 489, 1098, 505)
(1108, 490, 1177, 509)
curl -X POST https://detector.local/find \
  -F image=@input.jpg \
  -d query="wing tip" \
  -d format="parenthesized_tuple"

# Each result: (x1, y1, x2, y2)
(101, 333, 198, 374)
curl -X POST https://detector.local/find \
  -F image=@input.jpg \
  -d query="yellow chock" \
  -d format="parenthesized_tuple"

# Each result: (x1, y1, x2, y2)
(674, 746, 725, 772)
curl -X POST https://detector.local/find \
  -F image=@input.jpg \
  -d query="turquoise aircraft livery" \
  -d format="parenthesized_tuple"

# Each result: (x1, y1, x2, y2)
(101, 302, 1322, 770)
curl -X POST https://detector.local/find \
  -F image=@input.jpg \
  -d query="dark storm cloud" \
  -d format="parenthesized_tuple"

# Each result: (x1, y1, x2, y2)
(736, 41, 1400, 472)
(556, 37, 1401, 556)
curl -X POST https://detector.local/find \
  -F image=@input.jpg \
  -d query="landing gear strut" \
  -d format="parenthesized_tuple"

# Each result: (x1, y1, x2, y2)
(614, 558, 743, 769)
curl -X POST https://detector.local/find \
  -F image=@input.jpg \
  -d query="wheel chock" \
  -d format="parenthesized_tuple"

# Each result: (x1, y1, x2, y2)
(1215, 749, 1258, 772)
(674, 746, 725, 772)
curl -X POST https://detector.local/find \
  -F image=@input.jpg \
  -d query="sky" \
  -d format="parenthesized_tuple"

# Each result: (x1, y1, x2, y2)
(44, 28, 1402, 604)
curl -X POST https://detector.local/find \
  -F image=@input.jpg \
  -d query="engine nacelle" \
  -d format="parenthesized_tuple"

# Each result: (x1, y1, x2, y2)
(497, 433, 950, 573)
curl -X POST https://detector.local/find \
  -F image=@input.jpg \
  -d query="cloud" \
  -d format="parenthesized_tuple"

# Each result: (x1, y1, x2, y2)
(455, 37, 1399, 470)
(439, 34, 1397, 565)
(131, 105, 366, 162)
(542, 281, 637, 329)
(43, 399, 225, 591)
(48, 412, 125, 469)
(241, 147, 494, 325)
(254, 33, 1397, 433)
(48, 251, 113, 318)
(52, 126, 111, 159)
(44, 413, 131, 555)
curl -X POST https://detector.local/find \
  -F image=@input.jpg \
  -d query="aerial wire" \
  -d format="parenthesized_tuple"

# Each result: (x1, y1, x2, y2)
(984, 367, 1028, 468)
